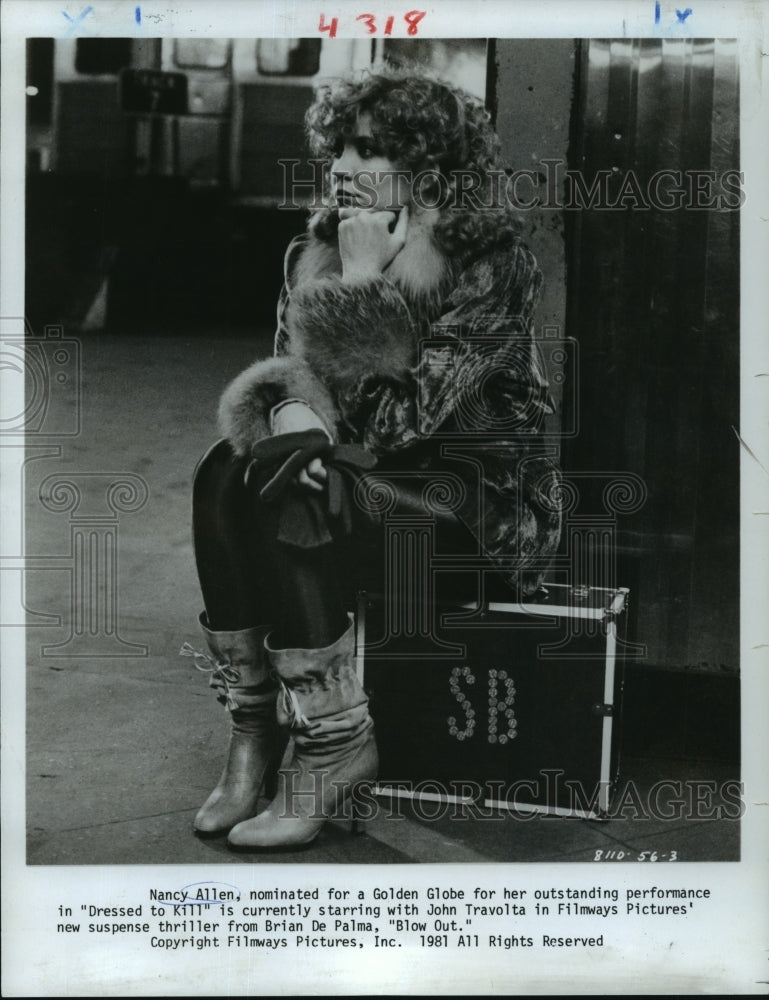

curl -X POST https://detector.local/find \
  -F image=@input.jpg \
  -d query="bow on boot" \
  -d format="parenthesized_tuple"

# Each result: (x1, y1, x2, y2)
(182, 616, 288, 837)
(226, 615, 378, 851)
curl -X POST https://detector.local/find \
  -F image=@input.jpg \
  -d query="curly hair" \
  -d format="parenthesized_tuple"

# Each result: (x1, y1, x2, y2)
(305, 68, 520, 260)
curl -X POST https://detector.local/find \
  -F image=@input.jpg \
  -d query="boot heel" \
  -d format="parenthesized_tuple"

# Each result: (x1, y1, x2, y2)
(350, 799, 367, 836)
(187, 618, 283, 837)
(263, 760, 280, 801)
(227, 616, 380, 851)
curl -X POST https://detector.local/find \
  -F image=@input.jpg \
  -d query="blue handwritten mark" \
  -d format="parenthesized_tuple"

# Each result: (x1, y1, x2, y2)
(135, 6, 141, 24)
(675, 7, 693, 21)
(655, 1, 660, 23)
(176, 881, 242, 907)
(61, 6, 94, 37)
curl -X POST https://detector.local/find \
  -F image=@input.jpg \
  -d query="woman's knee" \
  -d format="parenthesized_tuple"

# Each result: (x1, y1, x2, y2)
(193, 439, 248, 506)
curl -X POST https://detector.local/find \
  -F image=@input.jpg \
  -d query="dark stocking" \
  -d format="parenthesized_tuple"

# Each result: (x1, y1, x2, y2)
(193, 441, 348, 647)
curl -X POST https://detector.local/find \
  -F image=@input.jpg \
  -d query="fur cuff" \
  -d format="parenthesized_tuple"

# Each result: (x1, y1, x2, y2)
(218, 356, 339, 456)
(287, 276, 416, 387)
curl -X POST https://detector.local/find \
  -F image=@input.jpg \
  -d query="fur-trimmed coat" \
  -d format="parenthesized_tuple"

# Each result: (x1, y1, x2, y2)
(219, 208, 561, 595)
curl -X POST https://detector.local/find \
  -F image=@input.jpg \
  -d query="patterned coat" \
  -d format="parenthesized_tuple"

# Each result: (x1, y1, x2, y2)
(219, 207, 561, 595)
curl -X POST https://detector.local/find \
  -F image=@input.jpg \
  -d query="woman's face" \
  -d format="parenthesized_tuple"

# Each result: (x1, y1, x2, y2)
(330, 112, 412, 212)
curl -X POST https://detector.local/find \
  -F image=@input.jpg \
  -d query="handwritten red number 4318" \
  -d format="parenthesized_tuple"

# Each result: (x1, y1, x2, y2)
(318, 11, 426, 38)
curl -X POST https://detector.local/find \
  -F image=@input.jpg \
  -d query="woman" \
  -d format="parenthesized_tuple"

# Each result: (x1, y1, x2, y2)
(189, 69, 561, 852)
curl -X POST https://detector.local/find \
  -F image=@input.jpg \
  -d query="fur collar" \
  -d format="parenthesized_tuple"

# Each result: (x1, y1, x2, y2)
(290, 207, 454, 321)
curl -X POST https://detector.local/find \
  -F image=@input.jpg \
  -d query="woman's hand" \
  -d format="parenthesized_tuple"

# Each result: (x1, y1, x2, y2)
(270, 401, 331, 492)
(338, 204, 409, 283)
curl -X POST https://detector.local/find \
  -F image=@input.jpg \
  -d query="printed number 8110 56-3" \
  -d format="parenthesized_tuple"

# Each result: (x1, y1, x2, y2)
(594, 850, 679, 861)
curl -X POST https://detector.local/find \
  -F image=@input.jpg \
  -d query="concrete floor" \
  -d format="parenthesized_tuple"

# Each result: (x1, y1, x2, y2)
(23, 329, 740, 865)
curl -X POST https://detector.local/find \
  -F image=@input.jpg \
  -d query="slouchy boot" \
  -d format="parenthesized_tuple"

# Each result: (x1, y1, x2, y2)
(184, 615, 287, 836)
(227, 614, 378, 850)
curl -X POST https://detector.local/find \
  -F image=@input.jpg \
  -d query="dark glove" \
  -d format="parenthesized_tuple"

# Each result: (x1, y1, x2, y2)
(244, 430, 378, 547)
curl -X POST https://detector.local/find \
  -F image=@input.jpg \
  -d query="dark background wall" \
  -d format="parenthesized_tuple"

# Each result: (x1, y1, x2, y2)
(491, 38, 739, 762)
(493, 38, 575, 338)
(565, 39, 740, 675)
